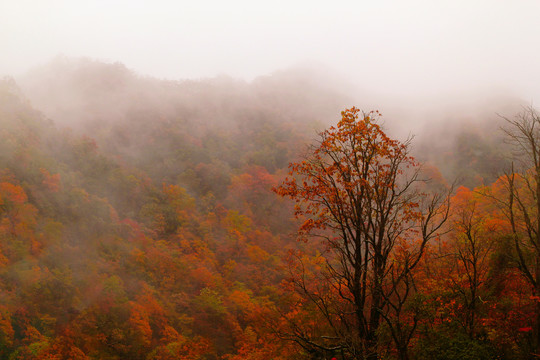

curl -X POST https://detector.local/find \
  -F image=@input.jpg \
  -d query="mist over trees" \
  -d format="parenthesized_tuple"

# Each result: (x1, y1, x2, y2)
(0, 58, 537, 359)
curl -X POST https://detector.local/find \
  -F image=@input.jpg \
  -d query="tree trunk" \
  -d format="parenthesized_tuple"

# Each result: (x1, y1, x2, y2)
(398, 346, 409, 360)
(536, 256, 540, 354)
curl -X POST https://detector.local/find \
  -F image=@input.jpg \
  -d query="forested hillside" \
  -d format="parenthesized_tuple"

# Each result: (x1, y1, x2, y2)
(0, 59, 354, 359)
(0, 59, 538, 359)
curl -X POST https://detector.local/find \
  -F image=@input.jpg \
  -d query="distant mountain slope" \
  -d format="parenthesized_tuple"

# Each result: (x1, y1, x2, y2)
(414, 97, 524, 188)
(19, 57, 352, 192)
(0, 67, 302, 360)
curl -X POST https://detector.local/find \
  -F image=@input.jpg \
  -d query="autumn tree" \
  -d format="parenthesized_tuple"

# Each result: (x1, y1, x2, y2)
(448, 186, 499, 338)
(411, 186, 501, 359)
(275, 108, 450, 359)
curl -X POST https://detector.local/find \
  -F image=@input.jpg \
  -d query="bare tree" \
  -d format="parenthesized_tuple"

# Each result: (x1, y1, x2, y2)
(499, 106, 540, 356)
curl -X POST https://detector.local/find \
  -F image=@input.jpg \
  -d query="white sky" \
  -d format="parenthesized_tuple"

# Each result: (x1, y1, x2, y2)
(1, 0, 540, 99)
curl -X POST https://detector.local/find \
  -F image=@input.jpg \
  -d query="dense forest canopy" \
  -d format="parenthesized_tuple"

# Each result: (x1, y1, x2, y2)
(0, 58, 537, 359)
